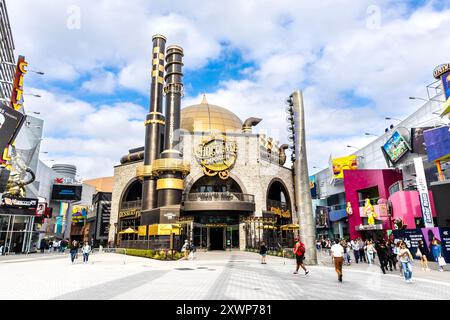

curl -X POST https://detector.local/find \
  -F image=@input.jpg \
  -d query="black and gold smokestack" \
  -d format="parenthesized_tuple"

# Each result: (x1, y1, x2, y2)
(140, 35, 166, 212)
(155, 45, 189, 207)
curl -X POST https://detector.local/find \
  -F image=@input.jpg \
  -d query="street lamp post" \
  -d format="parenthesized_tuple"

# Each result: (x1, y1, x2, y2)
(409, 96, 445, 103)
(385, 117, 402, 122)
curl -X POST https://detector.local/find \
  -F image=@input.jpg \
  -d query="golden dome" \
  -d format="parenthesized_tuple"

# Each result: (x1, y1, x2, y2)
(181, 95, 243, 133)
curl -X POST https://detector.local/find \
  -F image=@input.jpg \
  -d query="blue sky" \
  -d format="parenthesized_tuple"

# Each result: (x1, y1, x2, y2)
(6, 0, 450, 178)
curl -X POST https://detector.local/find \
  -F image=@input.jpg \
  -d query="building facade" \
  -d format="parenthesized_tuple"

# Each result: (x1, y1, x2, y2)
(311, 79, 449, 241)
(109, 98, 296, 250)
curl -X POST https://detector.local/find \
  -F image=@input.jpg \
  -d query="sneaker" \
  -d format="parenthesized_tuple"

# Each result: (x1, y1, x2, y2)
(426, 268, 430, 272)
(293, 271, 298, 274)
(338, 275, 342, 282)
(305, 271, 310, 276)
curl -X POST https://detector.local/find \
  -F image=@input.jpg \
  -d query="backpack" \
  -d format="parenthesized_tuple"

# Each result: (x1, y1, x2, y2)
(295, 242, 305, 255)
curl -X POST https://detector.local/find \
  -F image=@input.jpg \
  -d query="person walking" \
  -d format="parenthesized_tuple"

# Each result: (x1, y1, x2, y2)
(358, 238, 366, 263)
(181, 240, 190, 260)
(340, 239, 350, 266)
(398, 242, 414, 283)
(69, 240, 79, 264)
(351, 239, 360, 264)
(293, 237, 309, 276)
(188, 241, 196, 261)
(416, 240, 430, 271)
(386, 240, 397, 271)
(82, 241, 91, 264)
(331, 239, 345, 282)
(366, 241, 376, 265)
(259, 242, 268, 264)
(430, 238, 443, 272)
(40, 239, 46, 254)
(375, 241, 389, 274)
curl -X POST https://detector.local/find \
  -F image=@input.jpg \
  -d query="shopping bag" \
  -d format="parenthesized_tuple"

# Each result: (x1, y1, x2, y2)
(438, 256, 446, 267)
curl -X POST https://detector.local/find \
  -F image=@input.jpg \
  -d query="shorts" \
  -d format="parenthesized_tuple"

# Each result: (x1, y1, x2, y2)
(260, 253, 267, 257)
(296, 255, 304, 264)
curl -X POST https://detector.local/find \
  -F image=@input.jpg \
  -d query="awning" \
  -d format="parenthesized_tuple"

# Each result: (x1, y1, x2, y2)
(280, 224, 300, 231)
(119, 227, 138, 234)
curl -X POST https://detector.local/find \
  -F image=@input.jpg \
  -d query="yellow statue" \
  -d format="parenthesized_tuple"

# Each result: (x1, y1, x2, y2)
(364, 198, 376, 225)
(346, 202, 353, 215)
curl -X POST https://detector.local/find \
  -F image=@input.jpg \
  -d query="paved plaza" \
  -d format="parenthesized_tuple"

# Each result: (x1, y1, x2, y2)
(1, 250, 449, 300)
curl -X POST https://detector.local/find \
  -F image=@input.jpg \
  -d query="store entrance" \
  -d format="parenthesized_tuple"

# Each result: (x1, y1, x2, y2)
(209, 227, 224, 250)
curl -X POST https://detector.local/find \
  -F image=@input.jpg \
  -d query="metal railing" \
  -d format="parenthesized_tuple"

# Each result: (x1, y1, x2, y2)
(330, 203, 347, 211)
(119, 239, 182, 251)
(183, 192, 255, 202)
(120, 200, 142, 210)
(358, 197, 380, 207)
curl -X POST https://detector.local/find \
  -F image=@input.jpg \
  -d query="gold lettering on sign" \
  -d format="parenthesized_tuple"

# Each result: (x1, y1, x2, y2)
(195, 135, 237, 180)
(270, 207, 291, 219)
(119, 209, 141, 219)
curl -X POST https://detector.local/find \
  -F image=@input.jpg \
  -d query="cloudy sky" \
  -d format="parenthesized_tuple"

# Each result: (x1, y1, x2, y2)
(7, 0, 450, 178)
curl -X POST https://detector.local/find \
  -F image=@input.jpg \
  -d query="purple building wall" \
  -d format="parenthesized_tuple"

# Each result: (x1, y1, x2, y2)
(343, 169, 403, 239)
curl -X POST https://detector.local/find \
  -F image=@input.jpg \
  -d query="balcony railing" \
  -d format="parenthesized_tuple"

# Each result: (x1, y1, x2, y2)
(358, 197, 380, 207)
(267, 199, 289, 211)
(120, 200, 142, 210)
(330, 203, 347, 211)
(182, 192, 255, 203)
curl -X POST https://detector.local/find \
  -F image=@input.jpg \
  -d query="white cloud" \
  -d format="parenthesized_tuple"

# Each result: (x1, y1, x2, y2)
(6, 0, 450, 178)
(81, 71, 117, 94)
(25, 89, 146, 178)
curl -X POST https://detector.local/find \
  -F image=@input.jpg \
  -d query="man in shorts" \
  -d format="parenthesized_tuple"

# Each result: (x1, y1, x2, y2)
(293, 237, 309, 276)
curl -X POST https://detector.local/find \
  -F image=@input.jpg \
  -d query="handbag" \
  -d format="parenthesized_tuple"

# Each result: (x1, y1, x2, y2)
(416, 250, 422, 258)
(438, 256, 447, 267)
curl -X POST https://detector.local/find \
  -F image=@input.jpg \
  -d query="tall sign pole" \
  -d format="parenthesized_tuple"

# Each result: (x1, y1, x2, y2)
(413, 157, 434, 228)
(288, 90, 317, 265)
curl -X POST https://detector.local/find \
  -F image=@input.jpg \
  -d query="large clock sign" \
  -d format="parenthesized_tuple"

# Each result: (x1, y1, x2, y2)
(195, 135, 237, 180)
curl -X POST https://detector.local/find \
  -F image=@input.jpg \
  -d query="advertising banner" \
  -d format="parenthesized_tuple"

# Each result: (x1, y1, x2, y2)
(309, 175, 317, 198)
(55, 202, 69, 235)
(440, 70, 450, 100)
(392, 227, 450, 263)
(99, 202, 111, 237)
(331, 155, 357, 179)
(414, 157, 434, 228)
(0, 102, 26, 152)
(433, 64, 450, 117)
(411, 127, 433, 155)
(315, 206, 329, 228)
(423, 126, 450, 162)
(72, 205, 88, 223)
(382, 130, 411, 164)
(51, 184, 82, 201)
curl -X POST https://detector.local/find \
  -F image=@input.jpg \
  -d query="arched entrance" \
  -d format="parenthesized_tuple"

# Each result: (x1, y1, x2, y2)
(118, 179, 142, 242)
(265, 179, 294, 248)
(182, 175, 255, 251)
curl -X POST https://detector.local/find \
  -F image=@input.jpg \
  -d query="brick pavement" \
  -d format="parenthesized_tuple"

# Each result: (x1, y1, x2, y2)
(0, 250, 449, 300)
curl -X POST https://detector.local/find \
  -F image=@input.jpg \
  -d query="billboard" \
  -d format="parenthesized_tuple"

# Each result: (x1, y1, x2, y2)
(0, 196, 38, 215)
(72, 205, 88, 223)
(411, 127, 433, 155)
(423, 126, 450, 162)
(309, 175, 317, 198)
(0, 102, 26, 153)
(331, 155, 357, 179)
(414, 157, 434, 228)
(315, 206, 329, 228)
(392, 227, 450, 263)
(51, 184, 82, 201)
(382, 130, 411, 164)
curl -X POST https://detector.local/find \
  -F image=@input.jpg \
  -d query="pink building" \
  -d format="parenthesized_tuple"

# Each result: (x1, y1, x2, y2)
(343, 169, 437, 240)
